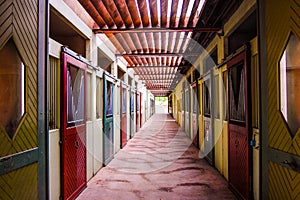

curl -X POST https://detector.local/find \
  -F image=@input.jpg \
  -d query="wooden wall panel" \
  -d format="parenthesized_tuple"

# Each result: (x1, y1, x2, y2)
(0, 0, 38, 199)
(0, 163, 38, 200)
(266, 0, 300, 155)
(0, 0, 13, 48)
(265, 0, 300, 198)
(269, 162, 300, 199)
(0, 0, 38, 154)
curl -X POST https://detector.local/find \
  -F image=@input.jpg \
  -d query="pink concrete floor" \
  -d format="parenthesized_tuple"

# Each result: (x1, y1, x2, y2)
(76, 114, 236, 200)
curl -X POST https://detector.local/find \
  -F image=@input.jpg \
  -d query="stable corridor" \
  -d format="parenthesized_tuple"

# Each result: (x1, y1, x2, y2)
(77, 114, 236, 200)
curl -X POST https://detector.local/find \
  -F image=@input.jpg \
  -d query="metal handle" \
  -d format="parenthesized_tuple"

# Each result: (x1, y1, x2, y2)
(75, 140, 79, 149)
(283, 160, 299, 171)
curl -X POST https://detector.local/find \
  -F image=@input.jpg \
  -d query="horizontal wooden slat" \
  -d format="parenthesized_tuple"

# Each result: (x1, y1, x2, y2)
(128, 65, 180, 68)
(135, 72, 176, 75)
(0, 148, 38, 176)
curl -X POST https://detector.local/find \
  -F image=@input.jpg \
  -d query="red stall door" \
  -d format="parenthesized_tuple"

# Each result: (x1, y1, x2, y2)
(61, 49, 87, 200)
(227, 49, 251, 200)
(121, 85, 127, 148)
(140, 93, 143, 128)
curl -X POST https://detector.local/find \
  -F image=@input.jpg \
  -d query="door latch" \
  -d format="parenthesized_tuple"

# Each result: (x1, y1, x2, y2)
(283, 160, 300, 172)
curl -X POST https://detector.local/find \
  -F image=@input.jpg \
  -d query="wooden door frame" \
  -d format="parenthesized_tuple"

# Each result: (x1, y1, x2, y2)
(258, 1, 268, 198)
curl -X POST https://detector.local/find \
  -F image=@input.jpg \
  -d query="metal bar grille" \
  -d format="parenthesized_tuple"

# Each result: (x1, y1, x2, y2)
(48, 56, 59, 129)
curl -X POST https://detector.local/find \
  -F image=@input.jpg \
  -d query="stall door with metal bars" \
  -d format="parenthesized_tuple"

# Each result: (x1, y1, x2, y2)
(103, 75, 114, 165)
(192, 82, 199, 146)
(203, 74, 214, 165)
(130, 90, 135, 138)
(61, 51, 86, 200)
(227, 50, 251, 200)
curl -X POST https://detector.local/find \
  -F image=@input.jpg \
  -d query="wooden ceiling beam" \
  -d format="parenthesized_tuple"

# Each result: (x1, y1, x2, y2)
(142, 78, 174, 80)
(137, 0, 150, 27)
(178, 0, 191, 27)
(102, 0, 124, 27)
(135, 72, 176, 75)
(128, 65, 181, 68)
(94, 27, 220, 33)
(167, 32, 175, 52)
(113, 0, 144, 55)
(147, 85, 171, 88)
(115, 34, 131, 52)
(149, 0, 158, 27)
(77, 0, 106, 28)
(170, 0, 179, 27)
(130, 33, 143, 53)
(114, 0, 133, 27)
(187, 0, 201, 27)
(160, 0, 168, 27)
(126, 0, 142, 27)
(161, 32, 168, 53)
(149, 89, 172, 92)
(90, 0, 114, 27)
(154, 32, 160, 53)
(106, 33, 125, 53)
(145, 86, 172, 88)
(120, 52, 199, 57)
(146, 32, 154, 52)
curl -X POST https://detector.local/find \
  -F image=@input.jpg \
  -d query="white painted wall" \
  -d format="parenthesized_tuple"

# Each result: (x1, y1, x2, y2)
(93, 119, 103, 173)
(50, 0, 92, 39)
(49, 129, 60, 200)
(86, 121, 94, 180)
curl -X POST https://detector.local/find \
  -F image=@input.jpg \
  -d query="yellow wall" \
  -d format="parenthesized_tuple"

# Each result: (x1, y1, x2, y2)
(174, 79, 183, 127)
(198, 79, 204, 152)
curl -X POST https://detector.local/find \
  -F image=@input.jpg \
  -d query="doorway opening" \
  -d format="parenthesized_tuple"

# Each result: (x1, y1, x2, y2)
(155, 97, 168, 114)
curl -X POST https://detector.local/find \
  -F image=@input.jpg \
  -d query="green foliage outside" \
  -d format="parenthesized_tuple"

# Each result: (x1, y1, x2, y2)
(155, 97, 168, 102)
